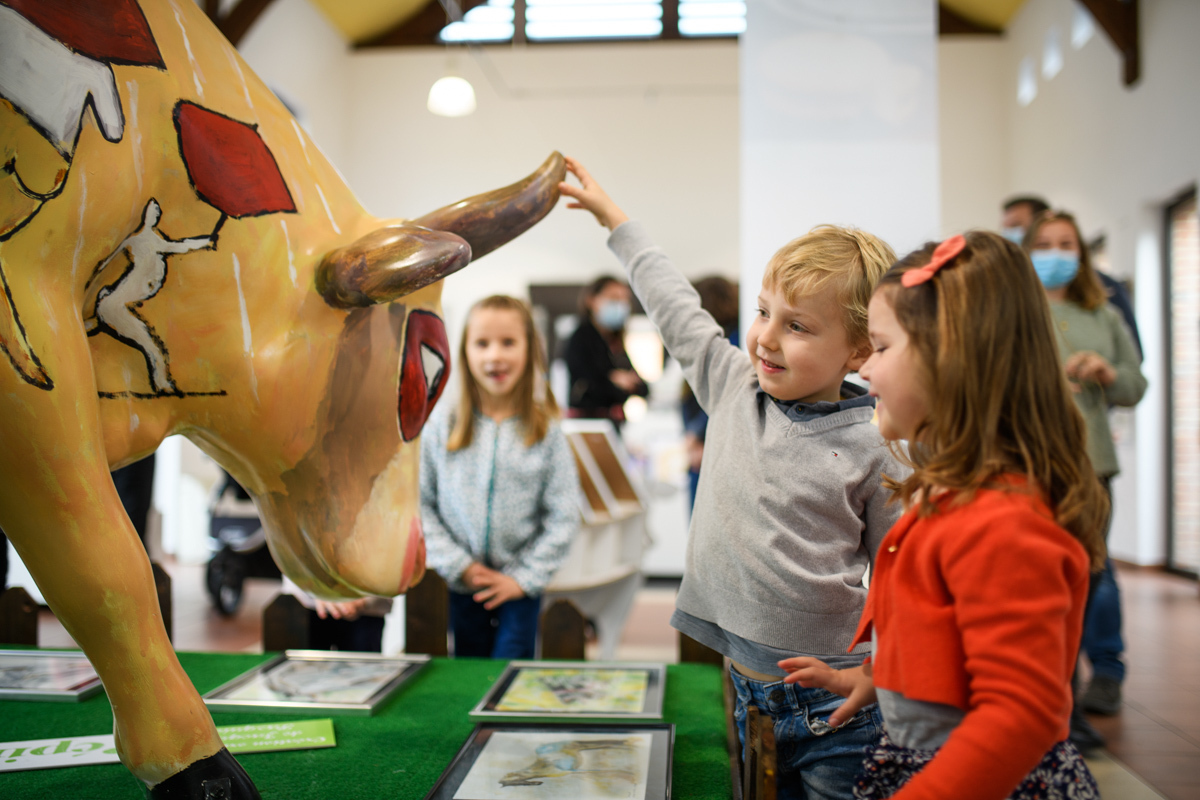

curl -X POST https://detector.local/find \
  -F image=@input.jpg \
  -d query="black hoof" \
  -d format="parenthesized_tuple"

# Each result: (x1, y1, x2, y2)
(148, 748, 261, 800)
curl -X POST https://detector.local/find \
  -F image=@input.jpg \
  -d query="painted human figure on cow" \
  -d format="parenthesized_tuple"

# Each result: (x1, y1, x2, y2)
(0, 0, 564, 797)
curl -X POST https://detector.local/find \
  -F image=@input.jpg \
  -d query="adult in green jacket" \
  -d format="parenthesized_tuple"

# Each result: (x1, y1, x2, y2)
(1025, 210, 1147, 744)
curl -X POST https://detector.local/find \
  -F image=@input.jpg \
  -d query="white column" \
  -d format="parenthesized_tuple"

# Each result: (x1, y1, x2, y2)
(740, 0, 941, 333)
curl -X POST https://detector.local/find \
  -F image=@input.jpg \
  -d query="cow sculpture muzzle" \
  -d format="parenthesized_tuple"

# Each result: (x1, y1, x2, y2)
(256, 152, 566, 601)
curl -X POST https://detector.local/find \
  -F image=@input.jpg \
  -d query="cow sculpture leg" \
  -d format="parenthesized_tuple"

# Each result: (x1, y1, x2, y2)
(0, 280, 253, 795)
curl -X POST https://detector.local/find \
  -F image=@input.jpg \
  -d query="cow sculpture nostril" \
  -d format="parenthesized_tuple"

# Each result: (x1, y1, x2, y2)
(400, 517, 426, 594)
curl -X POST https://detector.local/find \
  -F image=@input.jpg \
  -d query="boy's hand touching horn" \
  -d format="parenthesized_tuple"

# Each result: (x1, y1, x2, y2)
(559, 157, 630, 232)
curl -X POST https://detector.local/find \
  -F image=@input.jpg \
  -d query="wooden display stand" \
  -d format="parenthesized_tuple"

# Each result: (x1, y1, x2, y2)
(543, 419, 649, 661)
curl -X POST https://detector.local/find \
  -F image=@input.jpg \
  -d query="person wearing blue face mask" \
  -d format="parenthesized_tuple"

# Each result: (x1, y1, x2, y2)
(1001, 195, 1051, 246)
(1025, 210, 1147, 752)
(1002, 195, 1142, 357)
(565, 275, 648, 428)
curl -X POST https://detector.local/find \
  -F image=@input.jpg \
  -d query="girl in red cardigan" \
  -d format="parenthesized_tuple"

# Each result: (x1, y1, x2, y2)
(779, 231, 1106, 799)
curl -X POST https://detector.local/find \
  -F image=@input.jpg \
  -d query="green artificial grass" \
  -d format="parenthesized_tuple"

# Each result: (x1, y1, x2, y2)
(0, 649, 730, 799)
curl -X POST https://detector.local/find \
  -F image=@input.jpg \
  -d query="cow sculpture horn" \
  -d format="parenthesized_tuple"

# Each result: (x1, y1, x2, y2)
(316, 225, 470, 309)
(317, 151, 566, 309)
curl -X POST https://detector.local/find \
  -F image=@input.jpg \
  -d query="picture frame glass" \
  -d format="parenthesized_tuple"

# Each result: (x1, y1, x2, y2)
(472, 661, 665, 719)
(0, 651, 103, 700)
(454, 730, 654, 800)
(497, 667, 648, 714)
(222, 657, 406, 705)
(202, 651, 429, 715)
(427, 723, 673, 800)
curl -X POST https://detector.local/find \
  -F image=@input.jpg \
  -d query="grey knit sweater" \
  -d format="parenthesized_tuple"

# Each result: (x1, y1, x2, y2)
(610, 222, 907, 657)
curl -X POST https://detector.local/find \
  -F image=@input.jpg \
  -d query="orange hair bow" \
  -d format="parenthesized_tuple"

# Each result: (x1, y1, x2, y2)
(901, 234, 967, 288)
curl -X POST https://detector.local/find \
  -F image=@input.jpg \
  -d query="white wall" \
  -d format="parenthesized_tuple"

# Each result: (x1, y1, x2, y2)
(998, 0, 1200, 564)
(938, 38, 1009, 236)
(740, 0, 942, 325)
(341, 42, 740, 338)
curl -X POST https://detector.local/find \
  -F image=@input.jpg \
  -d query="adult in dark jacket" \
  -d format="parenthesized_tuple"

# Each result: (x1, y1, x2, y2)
(566, 276, 648, 427)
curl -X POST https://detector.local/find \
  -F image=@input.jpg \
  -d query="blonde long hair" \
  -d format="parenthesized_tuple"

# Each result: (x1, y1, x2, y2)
(447, 295, 559, 451)
(880, 230, 1107, 569)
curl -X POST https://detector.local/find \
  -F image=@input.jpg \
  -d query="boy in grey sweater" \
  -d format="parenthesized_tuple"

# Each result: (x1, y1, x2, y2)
(561, 158, 908, 799)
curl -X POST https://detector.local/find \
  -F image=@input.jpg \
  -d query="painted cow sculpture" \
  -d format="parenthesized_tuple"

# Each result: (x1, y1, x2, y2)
(0, 0, 564, 796)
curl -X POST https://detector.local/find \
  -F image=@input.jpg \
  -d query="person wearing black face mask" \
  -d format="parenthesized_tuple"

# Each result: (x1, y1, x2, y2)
(565, 275, 648, 428)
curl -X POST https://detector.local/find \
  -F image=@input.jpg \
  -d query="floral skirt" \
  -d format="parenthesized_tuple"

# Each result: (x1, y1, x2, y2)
(853, 733, 1100, 800)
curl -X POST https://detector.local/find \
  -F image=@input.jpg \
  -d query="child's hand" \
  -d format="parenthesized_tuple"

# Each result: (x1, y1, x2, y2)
(313, 597, 368, 621)
(462, 562, 491, 589)
(472, 571, 526, 610)
(778, 658, 877, 729)
(559, 157, 630, 231)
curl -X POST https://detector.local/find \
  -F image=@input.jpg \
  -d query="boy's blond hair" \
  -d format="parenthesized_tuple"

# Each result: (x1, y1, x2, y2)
(762, 225, 896, 348)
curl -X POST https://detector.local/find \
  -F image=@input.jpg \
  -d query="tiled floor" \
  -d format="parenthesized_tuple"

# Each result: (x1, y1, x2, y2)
(32, 562, 1200, 798)
(1085, 566, 1200, 800)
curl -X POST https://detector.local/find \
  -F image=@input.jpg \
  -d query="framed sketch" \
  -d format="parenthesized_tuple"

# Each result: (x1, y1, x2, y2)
(202, 650, 429, 716)
(561, 420, 646, 525)
(0, 650, 104, 702)
(424, 722, 674, 800)
(470, 661, 665, 720)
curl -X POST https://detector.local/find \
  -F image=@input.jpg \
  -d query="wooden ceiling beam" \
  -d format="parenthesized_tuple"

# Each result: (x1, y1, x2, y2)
(937, 3, 1003, 36)
(203, 0, 278, 48)
(1077, 0, 1140, 86)
(357, 0, 489, 48)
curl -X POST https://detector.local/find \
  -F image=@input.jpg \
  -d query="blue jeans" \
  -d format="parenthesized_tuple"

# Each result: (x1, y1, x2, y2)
(730, 666, 883, 800)
(447, 590, 541, 659)
(1082, 558, 1125, 681)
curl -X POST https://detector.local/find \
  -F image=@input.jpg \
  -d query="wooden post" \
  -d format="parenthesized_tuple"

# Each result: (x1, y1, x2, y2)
(404, 570, 449, 656)
(0, 587, 38, 645)
(743, 705, 778, 800)
(679, 631, 724, 666)
(151, 562, 172, 644)
(539, 599, 587, 660)
(723, 666, 745, 800)
(262, 593, 310, 652)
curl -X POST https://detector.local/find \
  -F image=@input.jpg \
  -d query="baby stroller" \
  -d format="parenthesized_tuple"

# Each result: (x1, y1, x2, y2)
(205, 471, 280, 616)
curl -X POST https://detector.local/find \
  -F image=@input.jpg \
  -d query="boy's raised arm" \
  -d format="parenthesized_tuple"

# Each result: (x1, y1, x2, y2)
(559, 157, 630, 231)
(561, 157, 749, 414)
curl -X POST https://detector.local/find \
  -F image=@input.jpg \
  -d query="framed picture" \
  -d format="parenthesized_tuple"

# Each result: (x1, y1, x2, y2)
(470, 661, 665, 720)
(424, 722, 674, 800)
(0, 650, 104, 702)
(202, 650, 429, 716)
(561, 420, 646, 526)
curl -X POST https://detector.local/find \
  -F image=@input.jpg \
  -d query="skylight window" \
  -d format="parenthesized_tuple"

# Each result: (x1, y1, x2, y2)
(436, 0, 744, 44)
(526, 0, 663, 41)
(440, 0, 515, 43)
(679, 0, 746, 37)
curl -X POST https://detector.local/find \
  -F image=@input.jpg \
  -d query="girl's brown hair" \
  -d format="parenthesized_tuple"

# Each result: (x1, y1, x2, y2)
(447, 295, 559, 452)
(879, 230, 1107, 569)
(1023, 209, 1108, 310)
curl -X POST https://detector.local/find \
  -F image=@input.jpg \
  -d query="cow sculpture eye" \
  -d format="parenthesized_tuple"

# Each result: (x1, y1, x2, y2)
(399, 310, 451, 441)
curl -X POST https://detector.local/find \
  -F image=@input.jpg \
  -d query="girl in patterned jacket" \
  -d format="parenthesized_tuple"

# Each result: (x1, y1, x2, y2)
(420, 295, 579, 659)
(780, 232, 1106, 799)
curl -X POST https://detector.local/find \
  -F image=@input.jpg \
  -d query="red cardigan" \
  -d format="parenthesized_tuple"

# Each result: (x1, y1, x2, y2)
(850, 483, 1090, 800)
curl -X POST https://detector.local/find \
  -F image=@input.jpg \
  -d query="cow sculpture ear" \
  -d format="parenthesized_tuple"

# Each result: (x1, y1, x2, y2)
(316, 225, 471, 309)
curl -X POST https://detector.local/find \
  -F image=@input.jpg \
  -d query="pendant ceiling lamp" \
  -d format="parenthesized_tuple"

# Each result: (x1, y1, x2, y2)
(427, 72, 476, 117)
